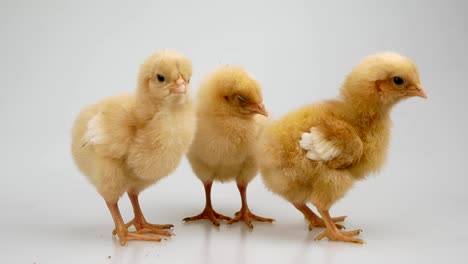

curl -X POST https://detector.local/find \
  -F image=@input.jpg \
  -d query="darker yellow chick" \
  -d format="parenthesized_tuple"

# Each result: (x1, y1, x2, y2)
(183, 65, 274, 228)
(259, 52, 427, 243)
(71, 50, 195, 245)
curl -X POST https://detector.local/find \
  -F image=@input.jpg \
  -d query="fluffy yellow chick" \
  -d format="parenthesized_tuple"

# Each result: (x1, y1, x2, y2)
(259, 52, 427, 243)
(183, 66, 274, 228)
(71, 50, 195, 245)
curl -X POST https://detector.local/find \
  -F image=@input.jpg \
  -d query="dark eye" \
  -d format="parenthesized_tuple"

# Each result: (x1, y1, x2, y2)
(156, 74, 165, 82)
(393, 76, 404, 86)
(187, 78, 190, 83)
(236, 95, 246, 102)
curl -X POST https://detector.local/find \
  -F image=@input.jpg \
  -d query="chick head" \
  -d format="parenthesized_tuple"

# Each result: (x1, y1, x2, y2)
(138, 49, 192, 103)
(200, 65, 267, 117)
(341, 52, 427, 108)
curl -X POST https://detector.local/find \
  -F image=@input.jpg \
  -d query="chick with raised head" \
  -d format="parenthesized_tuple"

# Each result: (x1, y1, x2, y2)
(71, 50, 195, 245)
(259, 52, 427, 243)
(183, 66, 274, 228)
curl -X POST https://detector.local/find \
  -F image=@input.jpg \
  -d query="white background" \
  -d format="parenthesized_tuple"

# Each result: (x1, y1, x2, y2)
(1, 0, 467, 263)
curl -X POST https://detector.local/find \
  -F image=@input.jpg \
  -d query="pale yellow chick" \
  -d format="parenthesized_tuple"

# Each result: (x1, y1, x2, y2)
(259, 52, 427, 243)
(71, 50, 195, 245)
(183, 66, 274, 228)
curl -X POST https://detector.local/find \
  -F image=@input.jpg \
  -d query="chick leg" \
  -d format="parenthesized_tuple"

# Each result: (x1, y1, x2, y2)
(227, 181, 274, 229)
(112, 193, 173, 237)
(107, 201, 163, 246)
(315, 208, 363, 244)
(183, 181, 232, 226)
(293, 203, 346, 230)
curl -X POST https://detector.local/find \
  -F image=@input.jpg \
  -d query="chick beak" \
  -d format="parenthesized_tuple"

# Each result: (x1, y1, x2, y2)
(246, 103, 268, 117)
(171, 77, 187, 94)
(407, 84, 428, 99)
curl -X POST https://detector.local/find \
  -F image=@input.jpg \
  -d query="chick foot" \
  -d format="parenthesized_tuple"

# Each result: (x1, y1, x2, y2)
(228, 208, 274, 229)
(293, 203, 345, 230)
(114, 227, 163, 246)
(316, 208, 364, 244)
(106, 201, 163, 246)
(183, 181, 231, 226)
(112, 217, 173, 237)
(183, 207, 232, 226)
(229, 182, 274, 228)
(115, 192, 173, 237)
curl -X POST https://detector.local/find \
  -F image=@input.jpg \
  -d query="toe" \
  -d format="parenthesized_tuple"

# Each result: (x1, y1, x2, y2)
(183, 214, 203, 222)
(182, 217, 193, 222)
(214, 212, 232, 221)
(147, 223, 174, 229)
(126, 233, 162, 242)
(315, 231, 328, 240)
(227, 217, 238, 225)
(315, 229, 363, 244)
(347, 237, 364, 244)
(244, 219, 254, 229)
(335, 223, 346, 230)
(208, 216, 221, 226)
(249, 213, 274, 223)
(342, 229, 362, 237)
(153, 229, 173, 237)
(135, 228, 152, 234)
(144, 226, 173, 236)
(331, 216, 347, 223)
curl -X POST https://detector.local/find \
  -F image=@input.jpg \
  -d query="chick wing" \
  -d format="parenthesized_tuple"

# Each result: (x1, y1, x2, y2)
(300, 118, 363, 169)
(81, 96, 134, 160)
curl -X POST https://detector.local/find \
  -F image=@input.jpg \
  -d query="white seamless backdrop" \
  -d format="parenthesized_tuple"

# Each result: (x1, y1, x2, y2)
(1, 0, 467, 264)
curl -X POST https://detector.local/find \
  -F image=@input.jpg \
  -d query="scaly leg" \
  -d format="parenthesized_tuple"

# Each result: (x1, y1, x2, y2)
(107, 202, 162, 246)
(293, 203, 346, 230)
(228, 181, 274, 229)
(112, 193, 173, 237)
(315, 208, 363, 244)
(183, 181, 232, 226)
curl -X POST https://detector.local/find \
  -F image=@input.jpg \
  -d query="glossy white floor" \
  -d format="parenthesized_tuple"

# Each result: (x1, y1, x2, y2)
(3, 158, 467, 264)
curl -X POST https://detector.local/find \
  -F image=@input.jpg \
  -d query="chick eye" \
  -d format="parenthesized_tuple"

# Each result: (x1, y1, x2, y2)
(187, 78, 190, 84)
(236, 95, 246, 102)
(156, 74, 165, 82)
(393, 76, 405, 86)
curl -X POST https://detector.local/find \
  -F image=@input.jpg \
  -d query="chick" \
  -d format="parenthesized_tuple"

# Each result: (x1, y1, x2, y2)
(259, 52, 427, 243)
(183, 66, 274, 228)
(71, 50, 195, 245)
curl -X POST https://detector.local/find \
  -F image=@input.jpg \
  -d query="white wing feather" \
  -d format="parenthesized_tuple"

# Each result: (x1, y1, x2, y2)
(299, 128, 341, 161)
(82, 113, 105, 145)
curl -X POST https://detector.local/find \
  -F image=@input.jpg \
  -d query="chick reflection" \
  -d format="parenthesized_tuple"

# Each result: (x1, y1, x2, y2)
(110, 236, 145, 264)
(198, 222, 218, 264)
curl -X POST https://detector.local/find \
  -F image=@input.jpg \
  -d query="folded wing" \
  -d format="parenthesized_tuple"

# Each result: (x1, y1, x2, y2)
(299, 119, 363, 169)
